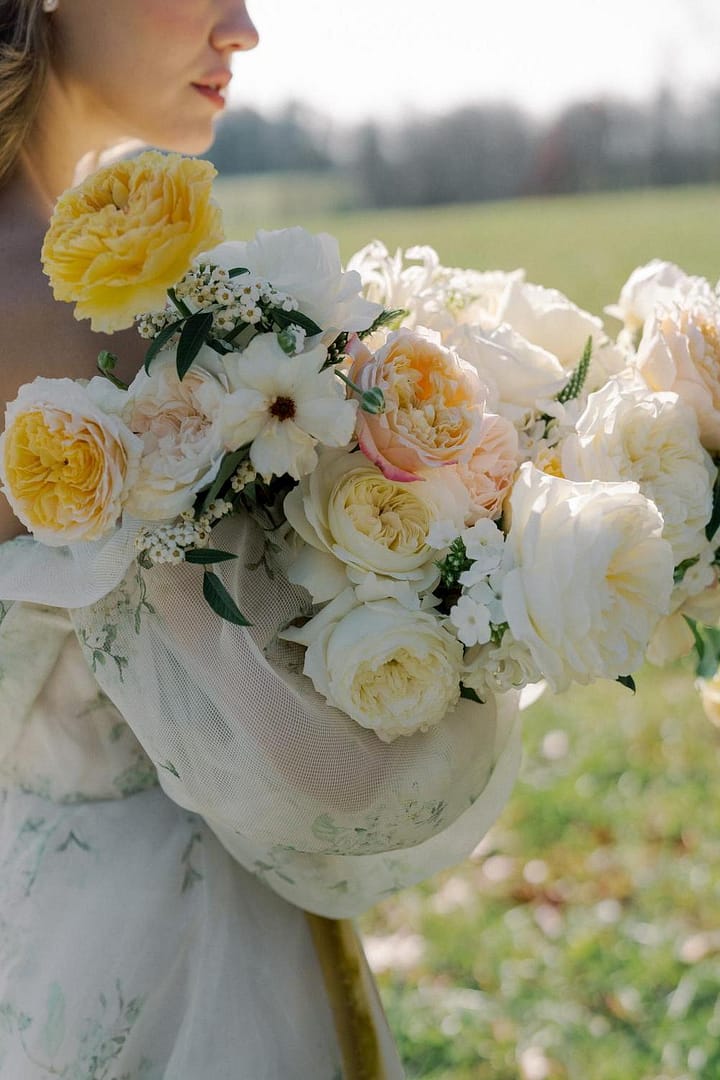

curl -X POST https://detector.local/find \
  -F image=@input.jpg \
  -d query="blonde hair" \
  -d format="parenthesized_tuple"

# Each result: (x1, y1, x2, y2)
(0, 0, 52, 188)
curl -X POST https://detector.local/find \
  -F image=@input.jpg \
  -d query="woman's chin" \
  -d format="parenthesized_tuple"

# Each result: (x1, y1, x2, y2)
(141, 123, 218, 159)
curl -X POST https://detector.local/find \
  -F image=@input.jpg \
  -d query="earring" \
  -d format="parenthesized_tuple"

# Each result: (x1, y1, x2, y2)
(42, 0, 59, 12)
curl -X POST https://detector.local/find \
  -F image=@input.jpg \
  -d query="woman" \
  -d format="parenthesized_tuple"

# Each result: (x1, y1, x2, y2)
(0, 2, 521, 1076)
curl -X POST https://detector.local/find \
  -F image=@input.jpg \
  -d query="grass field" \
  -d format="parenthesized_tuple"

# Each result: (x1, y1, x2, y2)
(214, 176, 720, 317)
(216, 177, 720, 1079)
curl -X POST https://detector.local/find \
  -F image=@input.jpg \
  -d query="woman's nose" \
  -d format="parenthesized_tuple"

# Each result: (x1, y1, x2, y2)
(211, 1, 259, 53)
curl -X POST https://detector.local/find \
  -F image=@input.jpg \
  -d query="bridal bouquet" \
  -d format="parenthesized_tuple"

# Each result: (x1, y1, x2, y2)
(2, 150, 719, 745)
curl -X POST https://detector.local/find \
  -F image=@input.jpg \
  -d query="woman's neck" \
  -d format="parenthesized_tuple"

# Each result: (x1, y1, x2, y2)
(18, 71, 139, 217)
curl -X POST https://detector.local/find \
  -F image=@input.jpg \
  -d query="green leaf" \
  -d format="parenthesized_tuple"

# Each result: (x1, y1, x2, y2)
(185, 548, 238, 565)
(269, 307, 323, 336)
(203, 571, 251, 626)
(460, 683, 484, 705)
(616, 675, 636, 694)
(177, 311, 214, 380)
(144, 318, 185, 373)
(228, 267, 250, 278)
(674, 556, 700, 585)
(556, 336, 593, 405)
(706, 464, 720, 542)
(200, 448, 249, 511)
(685, 616, 720, 679)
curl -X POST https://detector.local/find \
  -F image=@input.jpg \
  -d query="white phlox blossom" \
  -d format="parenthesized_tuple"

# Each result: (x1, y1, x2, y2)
(461, 519, 506, 574)
(449, 594, 493, 647)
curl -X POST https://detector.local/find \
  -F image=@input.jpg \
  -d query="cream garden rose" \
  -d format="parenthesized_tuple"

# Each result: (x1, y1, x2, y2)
(122, 350, 228, 520)
(281, 588, 464, 742)
(42, 151, 224, 333)
(562, 375, 714, 564)
(606, 260, 713, 338)
(283, 447, 469, 602)
(349, 328, 485, 482)
(634, 298, 720, 452)
(501, 464, 674, 692)
(0, 377, 141, 544)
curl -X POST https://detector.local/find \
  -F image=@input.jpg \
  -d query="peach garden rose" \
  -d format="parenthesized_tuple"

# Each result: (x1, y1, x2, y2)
(348, 328, 485, 482)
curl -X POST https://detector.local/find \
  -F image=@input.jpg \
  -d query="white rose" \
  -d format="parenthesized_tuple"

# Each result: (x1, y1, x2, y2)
(501, 464, 674, 691)
(606, 260, 712, 335)
(562, 374, 714, 563)
(494, 279, 624, 392)
(347, 241, 524, 340)
(283, 448, 469, 602)
(646, 549, 720, 665)
(281, 589, 464, 742)
(447, 323, 567, 415)
(463, 630, 542, 698)
(208, 228, 381, 333)
(122, 350, 227, 520)
(634, 297, 720, 451)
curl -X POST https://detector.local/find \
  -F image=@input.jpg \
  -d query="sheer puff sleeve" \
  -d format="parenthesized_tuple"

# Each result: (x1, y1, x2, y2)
(0, 516, 521, 917)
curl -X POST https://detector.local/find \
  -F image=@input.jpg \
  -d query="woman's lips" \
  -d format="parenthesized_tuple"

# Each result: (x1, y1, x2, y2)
(191, 83, 226, 109)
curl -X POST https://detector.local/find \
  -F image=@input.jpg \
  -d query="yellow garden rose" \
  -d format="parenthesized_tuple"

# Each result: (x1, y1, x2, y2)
(41, 151, 224, 333)
(0, 378, 142, 545)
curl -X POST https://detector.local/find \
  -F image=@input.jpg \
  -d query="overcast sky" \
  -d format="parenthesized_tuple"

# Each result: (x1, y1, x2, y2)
(230, 0, 720, 122)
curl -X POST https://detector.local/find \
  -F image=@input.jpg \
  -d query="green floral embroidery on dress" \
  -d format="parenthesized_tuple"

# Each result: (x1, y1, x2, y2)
(0, 601, 12, 627)
(74, 565, 157, 684)
(310, 797, 448, 855)
(2, 816, 94, 898)
(112, 756, 158, 798)
(77, 623, 128, 682)
(0, 980, 148, 1080)
(116, 567, 156, 636)
(180, 824, 204, 893)
(253, 846, 298, 888)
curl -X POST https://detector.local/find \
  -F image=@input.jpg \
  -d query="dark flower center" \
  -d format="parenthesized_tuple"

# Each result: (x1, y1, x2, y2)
(269, 396, 297, 421)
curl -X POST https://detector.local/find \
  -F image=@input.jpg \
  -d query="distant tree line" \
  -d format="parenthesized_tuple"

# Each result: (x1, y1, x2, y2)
(206, 87, 720, 207)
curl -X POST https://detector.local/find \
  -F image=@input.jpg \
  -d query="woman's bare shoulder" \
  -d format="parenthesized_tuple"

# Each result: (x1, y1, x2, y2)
(0, 222, 146, 543)
(0, 233, 145, 395)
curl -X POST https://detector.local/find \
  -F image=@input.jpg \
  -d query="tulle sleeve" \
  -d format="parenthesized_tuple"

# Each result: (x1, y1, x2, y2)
(0, 517, 520, 917)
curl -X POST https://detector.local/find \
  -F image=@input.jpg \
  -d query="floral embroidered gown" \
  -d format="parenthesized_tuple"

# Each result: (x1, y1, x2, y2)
(0, 517, 521, 1079)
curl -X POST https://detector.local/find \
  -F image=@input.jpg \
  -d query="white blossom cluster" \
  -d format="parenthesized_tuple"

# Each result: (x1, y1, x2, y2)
(134, 497, 234, 565)
(230, 460, 257, 494)
(136, 262, 301, 341)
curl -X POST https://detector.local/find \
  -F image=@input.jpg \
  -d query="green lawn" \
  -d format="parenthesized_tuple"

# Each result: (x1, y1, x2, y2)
(215, 176, 720, 1078)
(214, 177, 720, 317)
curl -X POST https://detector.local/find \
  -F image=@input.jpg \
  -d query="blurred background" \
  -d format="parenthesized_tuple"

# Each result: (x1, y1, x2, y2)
(214, 2, 720, 1076)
